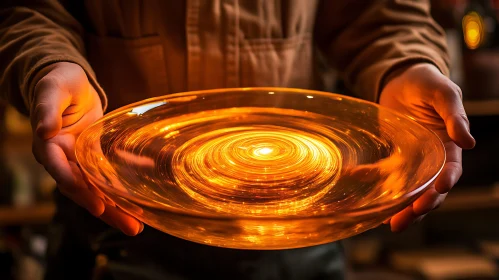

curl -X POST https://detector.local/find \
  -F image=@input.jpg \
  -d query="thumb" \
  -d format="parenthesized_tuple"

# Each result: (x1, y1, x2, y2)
(31, 77, 71, 140)
(433, 86, 476, 149)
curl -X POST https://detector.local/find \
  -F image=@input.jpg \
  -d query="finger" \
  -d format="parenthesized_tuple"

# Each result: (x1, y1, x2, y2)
(390, 205, 418, 232)
(37, 138, 106, 217)
(40, 142, 76, 187)
(413, 187, 447, 215)
(99, 206, 144, 236)
(435, 142, 462, 194)
(32, 78, 71, 139)
(79, 165, 104, 199)
(79, 166, 113, 205)
(57, 162, 106, 217)
(77, 134, 117, 205)
(58, 182, 106, 217)
(432, 86, 475, 149)
(49, 134, 77, 163)
(79, 161, 143, 233)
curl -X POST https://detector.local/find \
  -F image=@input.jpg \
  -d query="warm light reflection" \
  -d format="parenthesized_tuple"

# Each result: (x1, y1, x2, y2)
(75, 88, 445, 250)
(172, 119, 343, 216)
(254, 147, 273, 156)
(127, 101, 166, 115)
(463, 11, 485, 50)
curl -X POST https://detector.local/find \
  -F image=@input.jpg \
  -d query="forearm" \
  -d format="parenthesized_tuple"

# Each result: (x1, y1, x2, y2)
(0, 0, 106, 115)
(315, 0, 450, 102)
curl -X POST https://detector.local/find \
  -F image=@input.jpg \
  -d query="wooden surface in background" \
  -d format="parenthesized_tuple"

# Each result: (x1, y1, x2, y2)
(0, 203, 55, 226)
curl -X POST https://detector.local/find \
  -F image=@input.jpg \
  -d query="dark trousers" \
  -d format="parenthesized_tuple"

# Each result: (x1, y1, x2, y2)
(44, 190, 345, 280)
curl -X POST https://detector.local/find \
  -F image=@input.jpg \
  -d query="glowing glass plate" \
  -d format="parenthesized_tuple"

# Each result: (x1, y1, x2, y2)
(76, 87, 445, 250)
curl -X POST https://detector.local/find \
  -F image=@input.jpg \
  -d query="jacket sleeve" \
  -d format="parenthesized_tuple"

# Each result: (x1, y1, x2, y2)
(0, 0, 107, 115)
(314, 0, 450, 102)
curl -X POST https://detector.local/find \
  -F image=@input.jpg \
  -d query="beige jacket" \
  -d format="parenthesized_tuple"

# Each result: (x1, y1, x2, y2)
(0, 0, 449, 113)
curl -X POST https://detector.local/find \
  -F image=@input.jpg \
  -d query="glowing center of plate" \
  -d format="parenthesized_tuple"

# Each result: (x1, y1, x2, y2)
(172, 126, 342, 216)
(253, 146, 274, 157)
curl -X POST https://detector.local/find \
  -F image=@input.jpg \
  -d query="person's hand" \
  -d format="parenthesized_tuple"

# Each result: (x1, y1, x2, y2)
(30, 62, 143, 236)
(379, 63, 476, 232)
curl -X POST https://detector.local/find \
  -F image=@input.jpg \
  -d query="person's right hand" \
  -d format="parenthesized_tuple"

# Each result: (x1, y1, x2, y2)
(30, 62, 143, 236)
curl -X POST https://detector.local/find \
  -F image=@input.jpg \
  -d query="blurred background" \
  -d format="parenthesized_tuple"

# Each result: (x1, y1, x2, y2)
(0, 0, 498, 279)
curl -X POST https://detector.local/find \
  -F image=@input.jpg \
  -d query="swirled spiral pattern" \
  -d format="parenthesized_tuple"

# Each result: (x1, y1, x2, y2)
(76, 89, 446, 249)
(173, 125, 342, 215)
(97, 106, 392, 217)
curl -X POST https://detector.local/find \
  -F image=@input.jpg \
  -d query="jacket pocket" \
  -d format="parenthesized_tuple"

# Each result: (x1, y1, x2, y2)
(86, 34, 168, 111)
(239, 34, 314, 89)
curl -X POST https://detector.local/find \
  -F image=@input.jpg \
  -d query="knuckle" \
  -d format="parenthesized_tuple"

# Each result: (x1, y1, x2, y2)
(32, 78, 64, 115)
(460, 113, 470, 126)
(441, 89, 460, 101)
(450, 161, 463, 177)
(32, 102, 47, 118)
(443, 82, 463, 99)
(446, 112, 469, 126)
(434, 83, 462, 103)
(35, 75, 62, 94)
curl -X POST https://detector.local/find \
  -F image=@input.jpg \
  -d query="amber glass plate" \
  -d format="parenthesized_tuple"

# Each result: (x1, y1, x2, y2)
(75, 87, 445, 250)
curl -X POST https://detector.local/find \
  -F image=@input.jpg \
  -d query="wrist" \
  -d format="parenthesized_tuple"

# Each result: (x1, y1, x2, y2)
(380, 62, 443, 101)
(383, 63, 436, 85)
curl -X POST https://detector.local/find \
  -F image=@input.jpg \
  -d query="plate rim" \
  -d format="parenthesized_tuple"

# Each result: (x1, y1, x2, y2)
(76, 87, 446, 221)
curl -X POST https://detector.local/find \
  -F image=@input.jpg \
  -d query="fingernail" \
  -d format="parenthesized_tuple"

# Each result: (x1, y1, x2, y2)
(138, 223, 144, 234)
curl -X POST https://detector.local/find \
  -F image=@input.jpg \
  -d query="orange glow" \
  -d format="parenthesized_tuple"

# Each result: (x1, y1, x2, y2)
(463, 11, 485, 50)
(75, 87, 445, 250)
(169, 109, 343, 216)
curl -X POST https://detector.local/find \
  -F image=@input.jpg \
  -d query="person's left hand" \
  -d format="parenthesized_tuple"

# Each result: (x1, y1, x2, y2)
(379, 63, 476, 232)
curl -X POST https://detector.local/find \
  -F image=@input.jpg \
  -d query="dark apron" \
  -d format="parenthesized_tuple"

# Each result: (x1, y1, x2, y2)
(44, 189, 345, 280)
